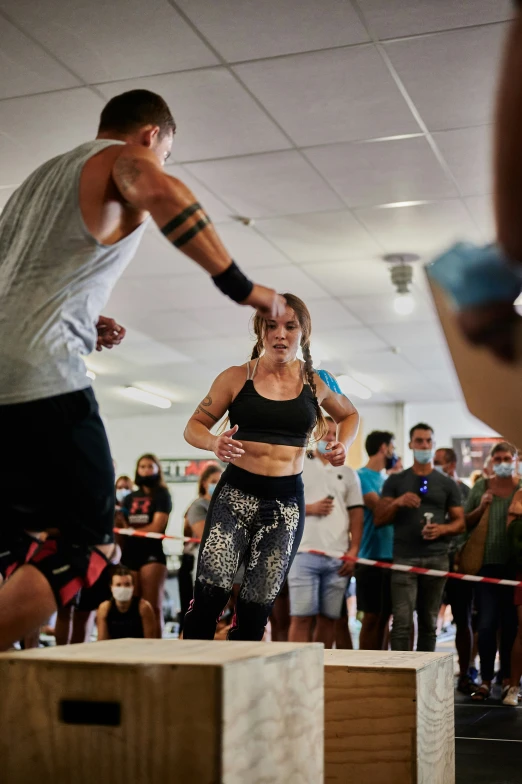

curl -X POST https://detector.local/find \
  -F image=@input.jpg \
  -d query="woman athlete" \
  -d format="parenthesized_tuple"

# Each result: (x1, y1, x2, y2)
(182, 293, 359, 641)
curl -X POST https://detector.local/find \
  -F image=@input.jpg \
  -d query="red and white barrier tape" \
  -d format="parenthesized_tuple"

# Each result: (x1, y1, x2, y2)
(114, 528, 522, 587)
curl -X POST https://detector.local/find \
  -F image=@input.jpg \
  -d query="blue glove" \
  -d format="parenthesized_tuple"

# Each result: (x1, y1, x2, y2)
(426, 243, 521, 310)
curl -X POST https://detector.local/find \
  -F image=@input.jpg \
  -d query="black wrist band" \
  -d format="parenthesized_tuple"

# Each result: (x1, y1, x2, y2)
(212, 261, 254, 303)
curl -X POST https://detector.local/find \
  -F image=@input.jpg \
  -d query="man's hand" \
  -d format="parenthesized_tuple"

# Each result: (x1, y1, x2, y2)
(480, 489, 494, 509)
(321, 441, 347, 467)
(243, 285, 287, 317)
(96, 316, 126, 351)
(421, 522, 444, 541)
(308, 497, 335, 517)
(338, 549, 357, 576)
(396, 492, 421, 509)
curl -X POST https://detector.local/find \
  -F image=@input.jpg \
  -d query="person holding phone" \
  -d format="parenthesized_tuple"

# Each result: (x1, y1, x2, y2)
(288, 416, 364, 649)
(374, 423, 464, 652)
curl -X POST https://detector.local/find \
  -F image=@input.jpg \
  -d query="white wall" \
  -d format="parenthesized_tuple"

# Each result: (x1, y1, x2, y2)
(403, 400, 499, 466)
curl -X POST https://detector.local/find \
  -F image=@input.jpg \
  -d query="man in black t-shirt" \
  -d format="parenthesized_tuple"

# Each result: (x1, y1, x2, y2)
(374, 423, 464, 652)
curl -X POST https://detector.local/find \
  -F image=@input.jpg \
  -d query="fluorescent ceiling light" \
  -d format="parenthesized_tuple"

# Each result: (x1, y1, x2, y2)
(86, 369, 96, 380)
(336, 375, 372, 400)
(121, 386, 172, 409)
(376, 200, 430, 209)
(393, 293, 415, 315)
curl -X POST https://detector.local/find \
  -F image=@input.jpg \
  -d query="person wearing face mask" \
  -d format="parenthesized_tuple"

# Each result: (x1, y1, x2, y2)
(464, 441, 521, 702)
(287, 416, 364, 649)
(97, 566, 156, 640)
(355, 431, 396, 650)
(120, 454, 172, 637)
(433, 448, 475, 693)
(375, 423, 464, 652)
(178, 465, 223, 633)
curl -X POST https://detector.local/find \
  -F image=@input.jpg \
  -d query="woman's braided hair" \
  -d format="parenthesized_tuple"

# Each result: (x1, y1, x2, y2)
(250, 292, 328, 441)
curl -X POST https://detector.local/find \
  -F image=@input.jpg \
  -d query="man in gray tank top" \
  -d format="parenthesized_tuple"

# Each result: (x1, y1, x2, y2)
(0, 89, 285, 650)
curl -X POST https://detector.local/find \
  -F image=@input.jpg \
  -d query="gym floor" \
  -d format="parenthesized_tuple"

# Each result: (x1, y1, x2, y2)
(456, 687, 522, 783)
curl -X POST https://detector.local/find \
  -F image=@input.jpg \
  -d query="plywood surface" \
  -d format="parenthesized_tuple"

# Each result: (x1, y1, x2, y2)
(324, 648, 450, 671)
(0, 638, 322, 666)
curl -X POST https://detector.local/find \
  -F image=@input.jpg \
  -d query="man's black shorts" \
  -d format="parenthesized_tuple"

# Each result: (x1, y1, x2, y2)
(0, 387, 115, 546)
(355, 562, 392, 616)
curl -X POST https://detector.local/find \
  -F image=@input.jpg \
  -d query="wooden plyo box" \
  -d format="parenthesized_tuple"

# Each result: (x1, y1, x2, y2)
(0, 639, 324, 784)
(324, 650, 454, 784)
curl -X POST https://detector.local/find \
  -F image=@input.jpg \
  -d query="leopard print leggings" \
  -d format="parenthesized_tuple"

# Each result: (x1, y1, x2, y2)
(183, 465, 305, 641)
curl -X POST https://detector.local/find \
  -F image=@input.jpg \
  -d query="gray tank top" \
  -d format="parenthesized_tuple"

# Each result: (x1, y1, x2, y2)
(0, 139, 148, 404)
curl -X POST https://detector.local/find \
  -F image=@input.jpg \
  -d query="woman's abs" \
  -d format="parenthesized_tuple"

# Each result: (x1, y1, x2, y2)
(233, 441, 305, 477)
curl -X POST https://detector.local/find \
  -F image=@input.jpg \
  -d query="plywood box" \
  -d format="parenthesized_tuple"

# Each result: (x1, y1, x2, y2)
(0, 639, 324, 784)
(324, 649, 454, 784)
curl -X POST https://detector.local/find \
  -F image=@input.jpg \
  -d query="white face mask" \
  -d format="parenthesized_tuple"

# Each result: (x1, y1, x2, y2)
(116, 488, 131, 503)
(112, 586, 133, 602)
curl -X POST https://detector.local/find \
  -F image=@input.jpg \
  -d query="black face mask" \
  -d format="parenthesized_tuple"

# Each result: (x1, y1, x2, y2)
(136, 474, 160, 488)
(385, 454, 398, 471)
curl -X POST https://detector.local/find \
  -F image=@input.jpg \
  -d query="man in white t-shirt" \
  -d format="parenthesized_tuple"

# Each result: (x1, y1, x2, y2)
(288, 417, 364, 648)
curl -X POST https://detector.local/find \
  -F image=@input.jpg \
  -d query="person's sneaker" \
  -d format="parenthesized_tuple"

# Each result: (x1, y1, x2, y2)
(502, 686, 520, 706)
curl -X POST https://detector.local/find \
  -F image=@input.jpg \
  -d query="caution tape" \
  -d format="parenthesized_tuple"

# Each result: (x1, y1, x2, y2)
(114, 528, 522, 587)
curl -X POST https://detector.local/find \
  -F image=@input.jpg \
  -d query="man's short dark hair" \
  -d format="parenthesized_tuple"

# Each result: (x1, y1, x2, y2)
(365, 431, 394, 457)
(490, 440, 517, 458)
(437, 447, 457, 465)
(409, 422, 434, 441)
(111, 565, 134, 583)
(98, 90, 176, 139)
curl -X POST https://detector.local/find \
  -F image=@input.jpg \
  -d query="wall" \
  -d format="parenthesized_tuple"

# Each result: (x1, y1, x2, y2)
(403, 400, 499, 466)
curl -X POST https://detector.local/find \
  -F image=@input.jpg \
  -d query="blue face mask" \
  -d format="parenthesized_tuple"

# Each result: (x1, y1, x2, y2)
(414, 449, 433, 465)
(317, 441, 330, 455)
(208, 483, 217, 496)
(493, 462, 514, 479)
(434, 465, 445, 475)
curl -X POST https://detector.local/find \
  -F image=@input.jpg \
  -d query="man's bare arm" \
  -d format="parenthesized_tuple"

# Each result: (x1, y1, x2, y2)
(112, 146, 285, 315)
(495, 8, 522, 261)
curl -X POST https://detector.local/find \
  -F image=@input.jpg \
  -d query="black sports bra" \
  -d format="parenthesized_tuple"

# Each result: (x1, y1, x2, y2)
(228, 360, 317, 448)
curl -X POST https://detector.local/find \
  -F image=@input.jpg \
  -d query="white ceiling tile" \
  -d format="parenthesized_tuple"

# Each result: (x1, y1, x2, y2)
(345, 353, 420, 376)
(247, 265, 331, 300)
(0, 88, 102, 186)
(166, 165, 234, 223)
(354, 200, 482, 256)
(311, 327, 389, 358)
(186, 152, 344, 218)
(305, 137, 457, 208)
(209, 224, 289, 269)
(167, 336, 255, 371)
(114, 328, 193, 366)
(384, 25, 508, 131)
(342, 292, 436, 326)
(0, 0, 218, 82)
(372, 321, 445, 348)
(176, 0, 369, 60)
(183, 305, 254, 339)
(256, 211, 381, 262)
(433, 126, 492, 196)
(400, 343, 454, 370)
(234, 47, 421, 146)
(98, 69, 290, 162)
(127, 309, 215, 343)
(307, 300, 362, 331)
(302, 259, 392, 298)
(122, 229, 194, 278)
(0, 15, 80, 99)
(358, 0, 513, 38)
(464, 196, 495, 241)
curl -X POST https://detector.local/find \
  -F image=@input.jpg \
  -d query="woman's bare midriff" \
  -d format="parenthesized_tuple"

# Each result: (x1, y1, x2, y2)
(232, 440, 306, 477)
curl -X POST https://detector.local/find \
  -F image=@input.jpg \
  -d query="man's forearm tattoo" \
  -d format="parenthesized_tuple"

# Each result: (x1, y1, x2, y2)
(161, 203, 212, 249)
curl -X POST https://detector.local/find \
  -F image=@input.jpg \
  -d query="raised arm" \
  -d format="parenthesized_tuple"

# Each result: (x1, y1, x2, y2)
(316, 377, 359, 466)
(112, 145, 285, 316)
(495, 5, 522, 261)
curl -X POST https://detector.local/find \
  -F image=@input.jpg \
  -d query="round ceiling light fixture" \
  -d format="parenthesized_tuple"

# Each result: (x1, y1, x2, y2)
(383, 253, 421, 317)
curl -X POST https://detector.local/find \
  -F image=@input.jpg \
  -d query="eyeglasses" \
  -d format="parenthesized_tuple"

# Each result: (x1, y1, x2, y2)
(418, 478, 429, 496)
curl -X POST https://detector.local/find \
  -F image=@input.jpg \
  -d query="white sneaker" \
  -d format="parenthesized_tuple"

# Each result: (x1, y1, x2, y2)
(502, 686, 520, 706)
